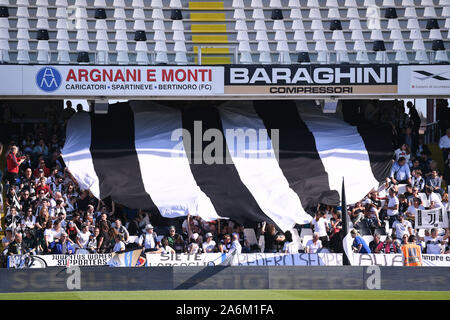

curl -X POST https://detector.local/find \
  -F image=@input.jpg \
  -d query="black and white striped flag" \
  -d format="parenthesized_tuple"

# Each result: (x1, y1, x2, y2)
(62, 100, 393, 231)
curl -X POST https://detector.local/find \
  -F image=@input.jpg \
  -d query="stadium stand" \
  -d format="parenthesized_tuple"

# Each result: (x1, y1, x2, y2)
(0, 0, 448, 64)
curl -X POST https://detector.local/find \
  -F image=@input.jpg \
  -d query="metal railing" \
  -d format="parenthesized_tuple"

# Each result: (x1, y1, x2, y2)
(197, 45, 238, 65)
(424, 121, 441, 144)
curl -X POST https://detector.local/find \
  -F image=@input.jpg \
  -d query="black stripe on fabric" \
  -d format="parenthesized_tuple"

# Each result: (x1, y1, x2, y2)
(181, 106, 273, 228)
(355, 123, 394, 182)
(89, 102, 159, 212)
(340, 100, 394, 183)
(254, 100, 340, 209)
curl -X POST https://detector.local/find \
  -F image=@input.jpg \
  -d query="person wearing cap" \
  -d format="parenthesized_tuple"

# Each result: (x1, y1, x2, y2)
(49, 232, 75, 254)
(202, 232, 217, 253)
(138, 224, 162, 253)
(392, 213, 413, 240)
(166, 224, 184, 249)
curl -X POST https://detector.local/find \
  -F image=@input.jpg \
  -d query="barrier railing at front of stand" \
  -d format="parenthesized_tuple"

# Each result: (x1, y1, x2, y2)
(424, 121, 441, 144)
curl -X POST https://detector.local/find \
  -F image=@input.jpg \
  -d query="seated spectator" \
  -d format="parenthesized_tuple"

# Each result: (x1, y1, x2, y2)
(35, 177, 51, 198)
(7, 233, 23, 256)
(49, 232, 75, 254)
(439, 128, 450, 163)
(2, 229, 13, 250)
(160, 238, 175, 254)
(87, 227, 100, 253)
(23, 229, 37, 253)
(173, 234, 187, 253)
(426, 170, 444, 197)
(305, 232, 322, 253)
(425, 160, 441, 178)
(43, 221, 54, 253)
(411, 170, 425, 192)
(113, 235, 126, 253)
(363, 201, 382, 229)
(138, 224, 161, 253)
(202, 232, 217, 253)
(282, 231, 298, 254)
(389, 157, 411, 185)
(33, 159, 50, 179)
(367, 191, 382, 209)
(419, 151, 432, 173)
(398, 194, 409, 215)
(369, 233, 382, 253)
(187, 233, 202, 254)
(350, 201, 365, 225)
(410, 159, 422, 175)
(230, 233, 242, 254)
(351, 229, 371, 253)
(32, 139, 49, 161)
(423, 186, 443, 209)
(418, 228, 448, 254)
(165, 225, 182, 249)
(219, 234, 232, 253)
(5, 206, 21, 231)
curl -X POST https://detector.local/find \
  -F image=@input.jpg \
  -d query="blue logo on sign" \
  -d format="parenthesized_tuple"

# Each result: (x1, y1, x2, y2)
(36, 67, 62, 92)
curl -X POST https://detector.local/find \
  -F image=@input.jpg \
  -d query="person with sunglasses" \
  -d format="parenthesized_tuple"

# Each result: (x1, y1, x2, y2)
(392, 214, 413, 241)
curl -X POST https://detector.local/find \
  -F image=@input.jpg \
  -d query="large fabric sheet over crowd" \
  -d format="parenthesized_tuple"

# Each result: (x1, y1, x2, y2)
(62, 100, 393, 231)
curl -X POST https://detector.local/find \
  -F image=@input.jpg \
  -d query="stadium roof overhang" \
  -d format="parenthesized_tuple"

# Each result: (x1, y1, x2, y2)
(0, 63, 449, 100)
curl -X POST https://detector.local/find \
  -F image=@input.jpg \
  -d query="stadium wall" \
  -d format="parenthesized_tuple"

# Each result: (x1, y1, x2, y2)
(0, 266, 449, 293)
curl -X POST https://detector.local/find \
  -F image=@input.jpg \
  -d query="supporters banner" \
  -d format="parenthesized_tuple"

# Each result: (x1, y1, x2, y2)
(224, 64, 398, 96)
(7, 253, 113, 269)
(415, 207, 449, 229)
(145, 253, 343, 266)
(350, 253, 450, 267)
(398, 64, 450, 95)
(0, 65, 224, 96)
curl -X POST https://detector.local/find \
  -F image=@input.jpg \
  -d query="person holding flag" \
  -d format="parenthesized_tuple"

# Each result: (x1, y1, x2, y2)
(401, 235, 422, 266)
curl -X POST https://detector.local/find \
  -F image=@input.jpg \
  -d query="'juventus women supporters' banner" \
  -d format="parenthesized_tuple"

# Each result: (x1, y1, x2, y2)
(62, 100, 393, 231)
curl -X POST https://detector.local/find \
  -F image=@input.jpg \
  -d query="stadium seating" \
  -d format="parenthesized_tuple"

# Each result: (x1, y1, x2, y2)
(0, 0, 448, 64)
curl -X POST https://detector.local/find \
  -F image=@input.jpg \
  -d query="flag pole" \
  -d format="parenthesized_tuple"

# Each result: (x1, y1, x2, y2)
(341, 177, 350, 266)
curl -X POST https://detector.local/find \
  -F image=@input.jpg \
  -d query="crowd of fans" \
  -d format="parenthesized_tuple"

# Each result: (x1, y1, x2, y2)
(0, 100, 449, 264)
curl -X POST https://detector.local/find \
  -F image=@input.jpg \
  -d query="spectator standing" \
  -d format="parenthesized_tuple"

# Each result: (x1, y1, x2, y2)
(230, 233, 242, 254)
(392, 214, 413, 240)
(261, 222, 284, 253)
(439, 128, 450, 163)
(351, 229, 371, 253)
(6, 146, 25, 186)
(311, 211, 329, 248)
(384, 188, 399, 228)
(406, 102, 421, 136)
(401, 235, 423, 266)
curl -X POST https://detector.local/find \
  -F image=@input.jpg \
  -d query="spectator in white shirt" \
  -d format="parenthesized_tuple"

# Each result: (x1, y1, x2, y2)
(394, 144, 411, 163)
(438, 128, 450, 162)
(405, 197, 425, 228)
(230, 233, 242, 254)
(202, 232, 217, 253)
(418, 228, 449, 254)
(113, 235, 126, 253)
(384, 188, 399, 228)
(392, 214, 413, 240)
(311, 211, 329, 248)
(282, 231, 298, 254)
(76, 224, 91, 250)
(138, 224, 162, 253)
(305, 233, 322, 253)
(424, 186, 443, 209)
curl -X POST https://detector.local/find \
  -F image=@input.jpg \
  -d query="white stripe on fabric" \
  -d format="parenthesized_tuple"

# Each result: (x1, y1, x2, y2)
(219, 102, 313, 232)
(61, 112, 100, 198)
(130, 101, 221, 221)
(297, 102, 379, 205)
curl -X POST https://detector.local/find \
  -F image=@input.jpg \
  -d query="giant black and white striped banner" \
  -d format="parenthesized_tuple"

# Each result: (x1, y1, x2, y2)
(61, 100, 393, 231)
